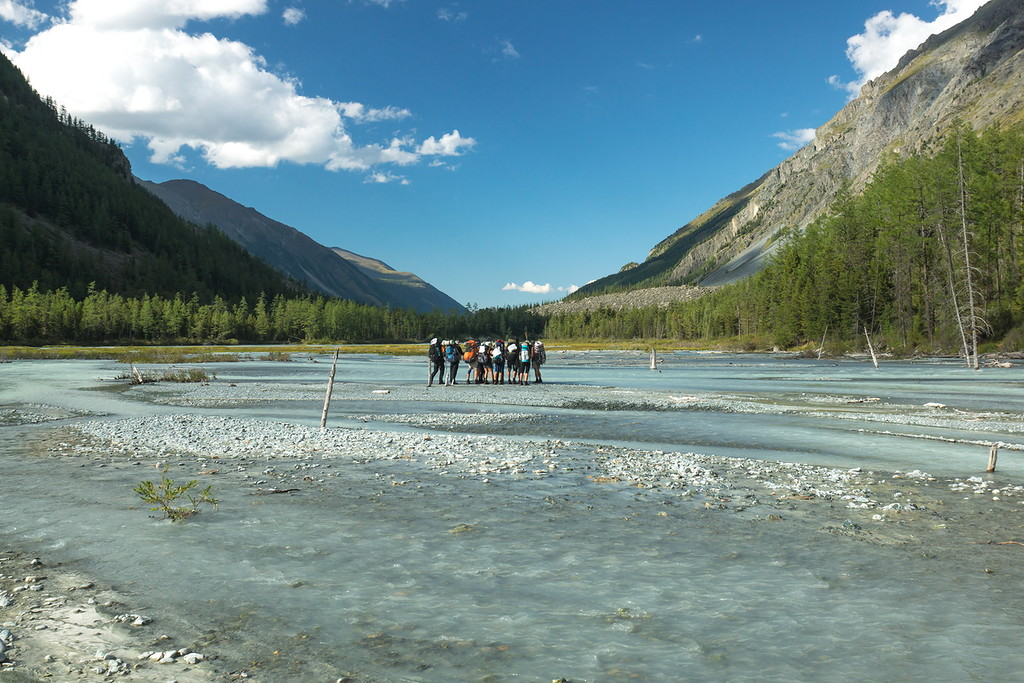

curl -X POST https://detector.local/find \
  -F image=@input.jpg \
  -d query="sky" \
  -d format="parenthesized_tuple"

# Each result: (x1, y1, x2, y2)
(0, 0, 991, 308)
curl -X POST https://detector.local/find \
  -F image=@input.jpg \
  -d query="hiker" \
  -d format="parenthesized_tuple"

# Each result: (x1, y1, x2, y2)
(506, 338, 520, 381)
(444, 339, 462, 385)
(532, 339, 546, 383)
(518, 339, 532, 385)
(492, 339, 505, 385)
(427, 338, 445, 386)
(479, 342, 493, 384)
(463, 340, 478, 384)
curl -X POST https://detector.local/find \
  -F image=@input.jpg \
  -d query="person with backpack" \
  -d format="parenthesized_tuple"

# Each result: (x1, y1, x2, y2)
(427, 337, 445, 387)
(506, 338, 520, 383)
(477, 342, 492, 384)
(492, 339, 505, 385)
(463, 339, 478, 385)
(444, 339, 462, 385)
(532, 339, 546, 383)
(518, 339, 532, 385)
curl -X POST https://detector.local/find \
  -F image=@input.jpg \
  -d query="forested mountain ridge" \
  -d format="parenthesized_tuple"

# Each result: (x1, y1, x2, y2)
(140, 179, 465, 313)
(0, 52, 298, 302)
(546, 123, 1024, 356)
(577, 0, 1024, 298)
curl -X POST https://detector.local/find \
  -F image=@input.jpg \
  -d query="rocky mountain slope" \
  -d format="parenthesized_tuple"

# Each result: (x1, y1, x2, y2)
(141, 179, 465, 313)
(330, 247, 464, 314)
(577, 0, 1024, 298)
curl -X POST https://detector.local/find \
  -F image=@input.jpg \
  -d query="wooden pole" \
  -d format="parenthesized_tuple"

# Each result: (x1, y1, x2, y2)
(320, 348, 339, 430)
(817, 325, 828, 360)
(650, 348, 657, 370)
(864, 330, 879, 369)
(986, 444, 998, 473)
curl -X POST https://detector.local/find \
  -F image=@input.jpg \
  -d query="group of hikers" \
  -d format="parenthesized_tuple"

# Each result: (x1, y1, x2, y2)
(428, 338, 546, 386)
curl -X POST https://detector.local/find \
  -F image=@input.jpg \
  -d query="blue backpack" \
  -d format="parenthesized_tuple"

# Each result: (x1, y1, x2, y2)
(445, 345, 459, 362)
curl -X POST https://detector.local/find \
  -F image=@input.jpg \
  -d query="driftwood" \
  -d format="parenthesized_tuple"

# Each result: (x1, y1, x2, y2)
(320, 348, 339, 430)
(974, 540, 1024, 547)
(253, 488, 301, 495)
(986, 444, 998, 473)
(864, 330, 879, 369)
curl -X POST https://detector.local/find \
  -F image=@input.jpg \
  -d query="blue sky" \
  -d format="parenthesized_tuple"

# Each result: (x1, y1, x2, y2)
(1, 0, 989, 308)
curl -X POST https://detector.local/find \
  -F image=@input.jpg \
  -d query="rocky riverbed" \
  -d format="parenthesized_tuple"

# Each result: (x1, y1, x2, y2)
(4, 355, 1024, 681)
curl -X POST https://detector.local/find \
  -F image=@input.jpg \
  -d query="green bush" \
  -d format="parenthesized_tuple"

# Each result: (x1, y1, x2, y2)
(134, 469, 218, 522)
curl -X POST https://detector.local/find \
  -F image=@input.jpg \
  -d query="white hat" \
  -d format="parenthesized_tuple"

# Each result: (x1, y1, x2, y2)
(430, 338, 438, 345)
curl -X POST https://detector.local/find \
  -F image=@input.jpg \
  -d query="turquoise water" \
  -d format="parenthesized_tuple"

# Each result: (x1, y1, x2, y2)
(2, 353, 1024, 681)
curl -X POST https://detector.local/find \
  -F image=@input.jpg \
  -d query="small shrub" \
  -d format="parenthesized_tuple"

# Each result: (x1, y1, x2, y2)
(134, 469, 218, 522)
(160, 368, 216, 382)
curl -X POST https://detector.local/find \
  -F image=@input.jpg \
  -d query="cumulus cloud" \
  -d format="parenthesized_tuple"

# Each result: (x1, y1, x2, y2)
(1, 0, 473, 174)
(417, 130, 476, 156)
(771, 128, 816, 151)
(503, 282, 579, 295)
(0, 0, 47, 28)
(282, 7, 304, 26)
(832, 0, 988, 96)
(503, 281, 552, 294)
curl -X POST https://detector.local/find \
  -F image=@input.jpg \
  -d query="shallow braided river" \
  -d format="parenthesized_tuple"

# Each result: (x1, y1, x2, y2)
(2, 350, 1024, 681)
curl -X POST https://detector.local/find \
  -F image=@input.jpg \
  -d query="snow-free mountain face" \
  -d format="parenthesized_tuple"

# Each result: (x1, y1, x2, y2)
(577, 0, 1024, 299)
(140, 179, 465, 314)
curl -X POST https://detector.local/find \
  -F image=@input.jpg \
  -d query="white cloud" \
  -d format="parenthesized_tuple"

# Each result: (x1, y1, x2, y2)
(437, 6, 467, 22)
(338, 102, 412, 123)
(2, 0, 472, 174)
(364, 171, 409, 185)
(832, 0, 988, 97)
(282, 7, 304, 26)
(0, 0, 47, 28)
(503, 281, 552, 294)
(68, 0, 268, 30)
(771, 128, 816, 151)
(417, 130, 476, 156)
(502, 282, 578, 295)
(500, 39, 520, 59)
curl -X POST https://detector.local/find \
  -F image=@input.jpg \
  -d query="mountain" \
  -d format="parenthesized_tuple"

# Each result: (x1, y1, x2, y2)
(330, 247, 465, 313)
(578, 0, 1024, 298)
(140, 179, 465, 313)
(0, 52, 297, 302)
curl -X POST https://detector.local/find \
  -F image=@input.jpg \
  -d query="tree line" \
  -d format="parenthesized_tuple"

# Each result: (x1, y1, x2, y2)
(547, 125, 1024, 355)
(0, 284, 545, 345)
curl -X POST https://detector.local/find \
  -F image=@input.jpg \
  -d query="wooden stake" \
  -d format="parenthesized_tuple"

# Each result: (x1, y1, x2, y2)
(817, 325, 828, 360)
(864, 330, 879, 369)
(650, 348, 657, 370)
(987, 444, 998, 473)
(320, 348, 339, 430)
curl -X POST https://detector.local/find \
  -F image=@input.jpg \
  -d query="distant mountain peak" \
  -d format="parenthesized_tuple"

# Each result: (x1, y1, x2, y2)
(141, 179, 465, 313)
(578, 0, 1024, 299)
